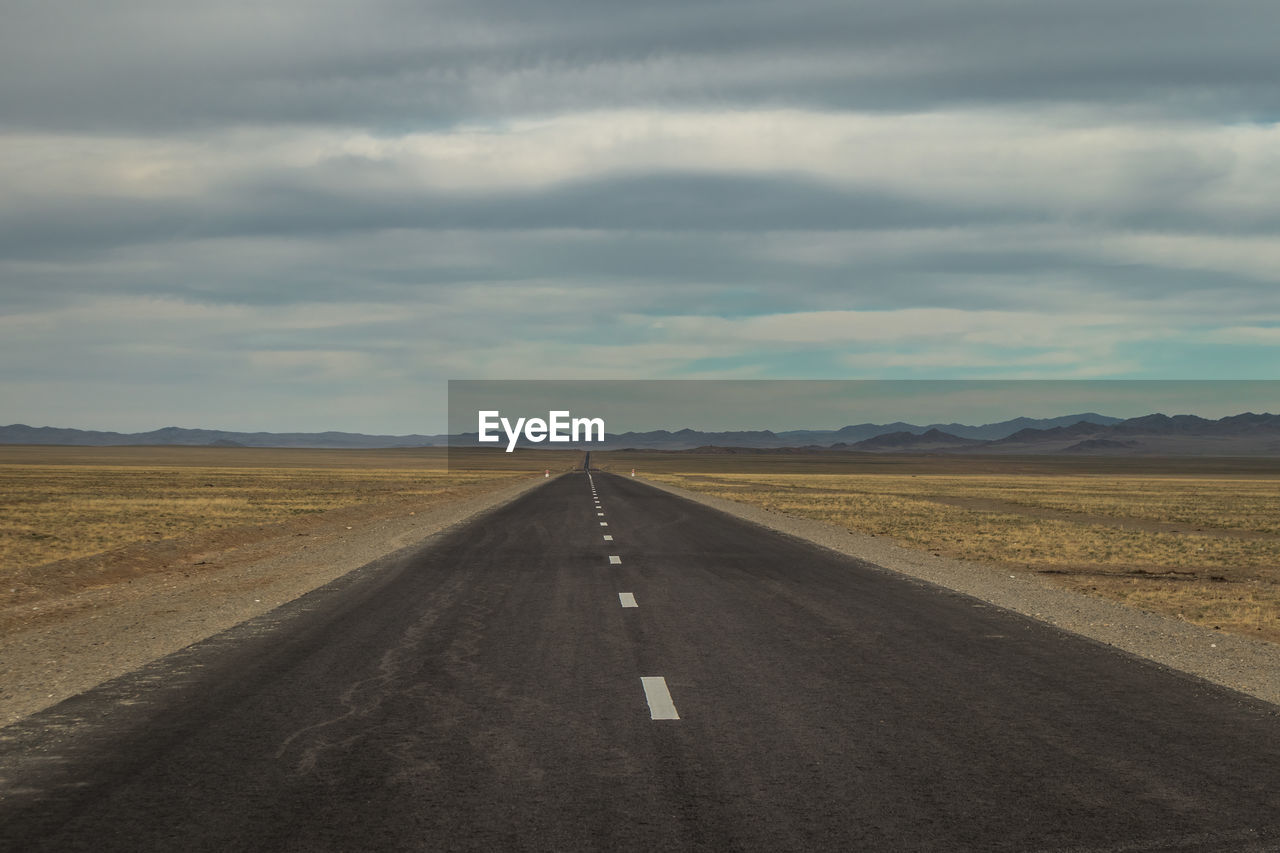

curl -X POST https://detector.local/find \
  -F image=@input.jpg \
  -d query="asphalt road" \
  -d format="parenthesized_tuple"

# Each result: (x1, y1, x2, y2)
(2, 471, 1278, 851)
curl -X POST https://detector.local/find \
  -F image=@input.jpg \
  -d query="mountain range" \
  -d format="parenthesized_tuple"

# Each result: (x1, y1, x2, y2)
(0, 424, 443, 449)
(0, 414, 1117, 449)
(587, 413, 1280, 456)
(7, 411, 1280, 455)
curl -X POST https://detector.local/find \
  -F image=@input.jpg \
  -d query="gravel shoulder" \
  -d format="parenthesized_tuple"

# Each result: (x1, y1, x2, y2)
(642, 476, 1280, 708)
(0, 474, 552, 727)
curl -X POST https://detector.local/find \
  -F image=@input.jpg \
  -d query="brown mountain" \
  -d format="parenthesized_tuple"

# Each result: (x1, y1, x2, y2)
(852, 428, 984, 451)
(979, 413, 1280, 456)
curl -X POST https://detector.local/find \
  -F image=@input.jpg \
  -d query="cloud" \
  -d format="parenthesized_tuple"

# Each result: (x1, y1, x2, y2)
(1198, 326, 1280, 345)
(3, 3, 1280, 430)
(4, 1, 1280, 132)
(4, 110, 1280, 282)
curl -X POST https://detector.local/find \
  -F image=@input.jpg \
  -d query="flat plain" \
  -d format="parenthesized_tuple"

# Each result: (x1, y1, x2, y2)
(0, 445, 581, 635)
(0, 445, 583, 722)
(596, 450, 1280, 644)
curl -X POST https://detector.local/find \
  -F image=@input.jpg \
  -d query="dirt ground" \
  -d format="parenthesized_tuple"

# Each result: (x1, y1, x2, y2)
(0, 470, 547, 726)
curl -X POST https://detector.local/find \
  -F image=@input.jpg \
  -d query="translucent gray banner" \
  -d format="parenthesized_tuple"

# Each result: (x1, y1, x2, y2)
(446, 379, 1280, 467)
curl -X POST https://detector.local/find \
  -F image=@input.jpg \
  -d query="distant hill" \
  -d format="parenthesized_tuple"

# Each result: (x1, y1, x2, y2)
(616, 413, 1280, 456)
(851, 428, 983, 451)
(0, 424, 444, 449)
(978, 412, 1280, 456)
(459, 413, 1123, 451)
(7, 412, 1279, 455)
(0, 413, 1131, 452)
(775, 413, 1122, 445)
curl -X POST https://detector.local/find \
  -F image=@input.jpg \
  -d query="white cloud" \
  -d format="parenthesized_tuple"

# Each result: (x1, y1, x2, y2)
(1095, 232, 1280, 285)
(649, 308, 1142, 348)
(6, 110, 1279, 215)
(1197, 326, 1280, 345)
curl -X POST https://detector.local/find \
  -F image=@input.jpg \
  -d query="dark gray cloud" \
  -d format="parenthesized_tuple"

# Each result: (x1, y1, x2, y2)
(0, 171, 1018, 263)
(4, 0, 1280, 132)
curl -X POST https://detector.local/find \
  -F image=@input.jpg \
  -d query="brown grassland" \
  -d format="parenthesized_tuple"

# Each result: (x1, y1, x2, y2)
(6, 445, 1279, 647)
(595, 450, 1280, 644)
(0, 445, 582, 600)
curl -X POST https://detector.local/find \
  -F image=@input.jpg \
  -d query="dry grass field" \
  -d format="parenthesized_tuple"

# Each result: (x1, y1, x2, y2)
(595, 451, 1280, 644)
(0, 445, 583, 723)
(0, 445, 580, 591)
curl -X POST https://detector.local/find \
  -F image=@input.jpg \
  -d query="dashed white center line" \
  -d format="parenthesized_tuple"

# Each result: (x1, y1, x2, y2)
(618, 592, 637, 608)
(597, 512, 605, 516)
(603, 534, 613, 541)
(608, 555, 622, 564)
(640, 677, 679, 720)
(600, 522, 608, 526)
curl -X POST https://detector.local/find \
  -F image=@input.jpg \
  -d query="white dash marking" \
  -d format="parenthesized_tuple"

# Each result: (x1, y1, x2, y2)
(600, 521, 608, 526)
(597, 512, 605, 517)
(603, 534, 613, 541)
(619, 592, 637, 608)
(641, 677, 679, 720)
(608, 555, 622, 564)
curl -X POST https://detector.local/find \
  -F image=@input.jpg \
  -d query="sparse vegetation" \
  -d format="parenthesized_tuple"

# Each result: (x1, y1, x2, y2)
(643, 470, 1280, 643)
(0, 446, 563, 574)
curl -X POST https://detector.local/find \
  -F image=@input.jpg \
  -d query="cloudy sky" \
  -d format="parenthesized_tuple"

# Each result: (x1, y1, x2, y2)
(3, 0, 1279, 433)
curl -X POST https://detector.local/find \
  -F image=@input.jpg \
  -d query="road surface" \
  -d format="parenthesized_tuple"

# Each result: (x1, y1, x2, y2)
(1, 471, 1277, 851)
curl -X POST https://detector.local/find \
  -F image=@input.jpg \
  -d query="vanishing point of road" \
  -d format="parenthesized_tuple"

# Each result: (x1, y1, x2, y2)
(1, 472, 1277, 851)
